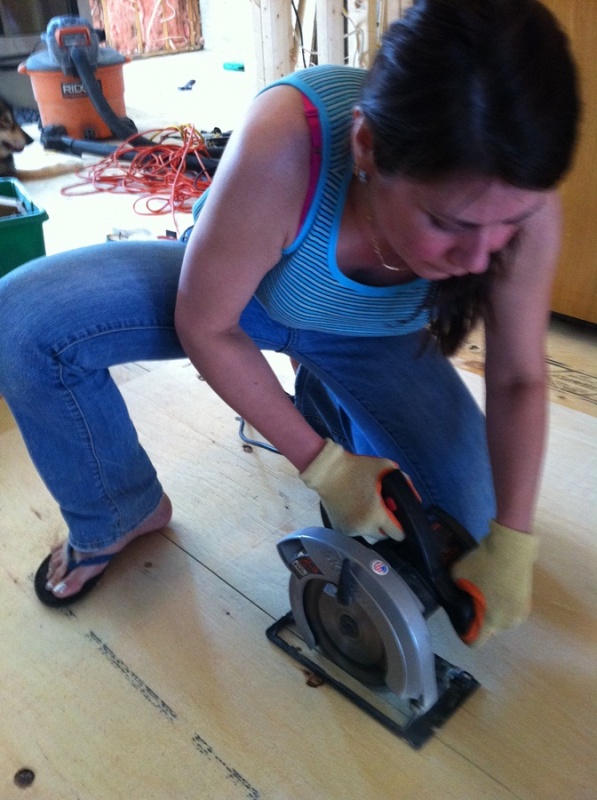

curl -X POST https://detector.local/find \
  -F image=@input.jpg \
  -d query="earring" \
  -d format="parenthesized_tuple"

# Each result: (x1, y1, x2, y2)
(355, 168, 369, 184)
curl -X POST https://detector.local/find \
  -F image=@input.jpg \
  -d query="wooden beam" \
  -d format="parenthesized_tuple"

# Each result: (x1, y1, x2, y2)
(382, 0, 413, 28)
(316, 0, 345, 65)
(250, 0, 293, 89)
(251, 0, 415, 87)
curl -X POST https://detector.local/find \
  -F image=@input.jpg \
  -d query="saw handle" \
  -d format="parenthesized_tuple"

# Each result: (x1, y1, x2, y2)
(380, 471, 478, 641)
(437, 576, 479, 640)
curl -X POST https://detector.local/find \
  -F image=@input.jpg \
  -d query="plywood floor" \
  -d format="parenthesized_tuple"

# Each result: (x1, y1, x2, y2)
(3, 42, 597, 800)
(1, 352, 596, 800)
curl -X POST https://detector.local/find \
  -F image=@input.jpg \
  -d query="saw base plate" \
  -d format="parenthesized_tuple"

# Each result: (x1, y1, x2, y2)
(266, 611, 479, 750)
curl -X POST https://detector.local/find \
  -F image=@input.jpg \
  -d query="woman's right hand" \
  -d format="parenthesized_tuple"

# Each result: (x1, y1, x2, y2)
(300, 439, 406, 540)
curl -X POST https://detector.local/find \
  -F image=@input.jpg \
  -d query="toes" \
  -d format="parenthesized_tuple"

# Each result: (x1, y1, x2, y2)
(48, 565, 84, 597)
(45, 545, 68, 588)
(35, 546, 109, 607)
(47, 570, 79, 598)
(47, 554, 107, 598)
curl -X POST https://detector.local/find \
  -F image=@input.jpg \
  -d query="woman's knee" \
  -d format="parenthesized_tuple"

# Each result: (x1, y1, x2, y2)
(0, 247, 111, 393)
(0, 272, 54, 400)
(293, 361, 495, 539)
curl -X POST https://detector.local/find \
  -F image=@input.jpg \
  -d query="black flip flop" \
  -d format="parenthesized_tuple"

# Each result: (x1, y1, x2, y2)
(34, 546, 115, 607)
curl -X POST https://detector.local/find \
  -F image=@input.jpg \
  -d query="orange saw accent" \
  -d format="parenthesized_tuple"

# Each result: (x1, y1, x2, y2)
(455, 578, 487, 644)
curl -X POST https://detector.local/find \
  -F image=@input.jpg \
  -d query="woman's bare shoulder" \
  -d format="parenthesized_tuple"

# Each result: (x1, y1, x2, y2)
(200, 85, 314, 249)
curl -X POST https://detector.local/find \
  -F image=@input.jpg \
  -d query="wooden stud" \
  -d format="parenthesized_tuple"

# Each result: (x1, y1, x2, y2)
(250, 0, 293, 89)
(316, 0, 345, 65)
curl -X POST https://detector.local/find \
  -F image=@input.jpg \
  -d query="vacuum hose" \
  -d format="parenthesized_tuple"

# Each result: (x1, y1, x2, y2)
(42, 40, 228, 176)
(70, 45, 152, 146)
(40, 126, 225, 177)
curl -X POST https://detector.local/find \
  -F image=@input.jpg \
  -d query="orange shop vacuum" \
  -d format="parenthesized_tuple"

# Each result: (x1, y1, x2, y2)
(16, 16, 228, 175)
(18, 15, 135, 141)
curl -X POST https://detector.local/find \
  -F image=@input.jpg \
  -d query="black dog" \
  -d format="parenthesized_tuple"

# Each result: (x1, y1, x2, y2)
(0, 97, 34, 177)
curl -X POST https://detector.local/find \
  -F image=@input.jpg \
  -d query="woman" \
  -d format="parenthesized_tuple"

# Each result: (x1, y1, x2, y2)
(0, 0, 579, 646)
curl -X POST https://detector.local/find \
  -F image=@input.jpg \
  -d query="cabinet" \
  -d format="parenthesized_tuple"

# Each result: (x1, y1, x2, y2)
(543, 0, 597, 323)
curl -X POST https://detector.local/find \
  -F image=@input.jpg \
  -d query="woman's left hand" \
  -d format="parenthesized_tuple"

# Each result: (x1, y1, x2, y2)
(452, 520, 539, 647)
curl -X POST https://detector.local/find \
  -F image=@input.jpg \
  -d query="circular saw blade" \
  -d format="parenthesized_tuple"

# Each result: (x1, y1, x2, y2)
(303, 578, 393, 687)
(285, 530, 439, 707)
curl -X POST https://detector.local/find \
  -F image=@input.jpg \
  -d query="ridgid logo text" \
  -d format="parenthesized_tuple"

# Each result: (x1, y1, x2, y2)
(61, 81, 103, 98)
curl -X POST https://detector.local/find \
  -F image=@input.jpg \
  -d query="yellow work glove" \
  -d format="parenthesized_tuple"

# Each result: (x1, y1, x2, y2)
(452, 520, 539, 647)
(300, 439, 405, 541)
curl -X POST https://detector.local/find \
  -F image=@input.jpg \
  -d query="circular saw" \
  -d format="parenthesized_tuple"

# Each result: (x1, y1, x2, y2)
(267, 469, 482, 749)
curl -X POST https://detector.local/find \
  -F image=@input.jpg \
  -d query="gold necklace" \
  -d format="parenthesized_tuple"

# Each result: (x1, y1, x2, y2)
(365, 213, 410, 273)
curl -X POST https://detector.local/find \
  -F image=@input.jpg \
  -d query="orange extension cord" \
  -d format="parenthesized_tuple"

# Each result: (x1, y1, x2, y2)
(61, 124, 215, 233)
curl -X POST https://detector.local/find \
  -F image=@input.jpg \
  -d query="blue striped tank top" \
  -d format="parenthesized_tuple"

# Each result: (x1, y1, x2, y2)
(194, 65, 432, 337)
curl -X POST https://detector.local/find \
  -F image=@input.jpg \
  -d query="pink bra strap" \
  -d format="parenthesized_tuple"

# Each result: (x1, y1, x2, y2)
(298, 93, 323, 229)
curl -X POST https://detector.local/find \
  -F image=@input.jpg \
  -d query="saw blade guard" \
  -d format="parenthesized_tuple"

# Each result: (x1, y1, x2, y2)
(277, 527, 439, 714)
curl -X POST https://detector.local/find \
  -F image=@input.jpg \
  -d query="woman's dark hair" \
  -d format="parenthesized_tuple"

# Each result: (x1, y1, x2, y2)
(359, 0, 580, 354)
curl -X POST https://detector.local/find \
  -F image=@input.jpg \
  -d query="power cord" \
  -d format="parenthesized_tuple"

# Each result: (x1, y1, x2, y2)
(60, 124, 214, 232)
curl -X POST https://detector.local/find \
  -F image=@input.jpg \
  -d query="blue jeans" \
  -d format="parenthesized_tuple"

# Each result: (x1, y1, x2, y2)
(0, 241, 494, 551)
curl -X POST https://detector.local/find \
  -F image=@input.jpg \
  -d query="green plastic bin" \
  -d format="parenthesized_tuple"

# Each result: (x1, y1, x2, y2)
(0, 178, 49, 278)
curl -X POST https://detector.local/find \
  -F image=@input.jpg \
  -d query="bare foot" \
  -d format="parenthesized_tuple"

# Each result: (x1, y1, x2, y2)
(44, 494, 173, 600)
